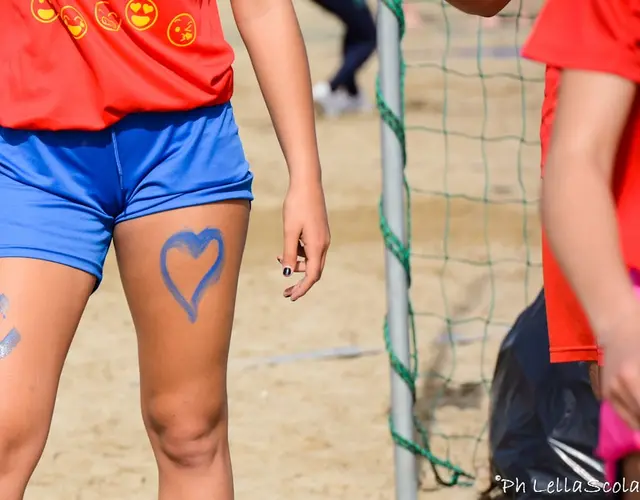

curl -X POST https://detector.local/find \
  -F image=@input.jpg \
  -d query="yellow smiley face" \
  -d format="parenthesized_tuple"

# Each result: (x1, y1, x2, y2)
(31, 0, 59, 23)
(125, 0, 158, 31)
(167, 13, 197, 47)
(95, 1, 122, 32)
(60, 5, 88, 40)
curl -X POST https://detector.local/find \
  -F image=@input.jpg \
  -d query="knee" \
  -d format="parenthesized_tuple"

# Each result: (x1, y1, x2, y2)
(144, 395, 228, 469)
(0, 416, 47, 475)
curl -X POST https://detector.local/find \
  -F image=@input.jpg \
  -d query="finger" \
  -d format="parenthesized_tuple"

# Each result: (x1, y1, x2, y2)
(609, 392, 640, 431)
(606, 376, 640, 430)
(320, 239, 329, 275)
(276, 248, 305, 263)
(289, 247, 323, 301)
(277, 257, 306, 274)
(281, 229, 301, 277)
(278, 243, 307, 265)
(618, 368, 640, 427)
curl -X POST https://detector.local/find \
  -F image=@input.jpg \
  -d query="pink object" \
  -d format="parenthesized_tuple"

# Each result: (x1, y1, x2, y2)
(596, 276, 640, 484)
(597, 401, 640, 483)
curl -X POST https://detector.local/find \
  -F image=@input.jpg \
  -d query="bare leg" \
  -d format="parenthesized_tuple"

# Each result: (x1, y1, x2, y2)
(622, 456, 640, 499)
(114, 201, 250, 500)
(0, 258, 93, 499)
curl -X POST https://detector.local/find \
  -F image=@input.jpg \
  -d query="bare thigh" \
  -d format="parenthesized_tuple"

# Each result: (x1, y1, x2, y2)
(0, 258, 93, 490)
(113, 201, 249, 446)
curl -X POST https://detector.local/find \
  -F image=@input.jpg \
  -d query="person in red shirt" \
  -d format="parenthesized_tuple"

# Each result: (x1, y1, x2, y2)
(523, 0, 640, 495)
(0, 1, 329, 498)
(444, 0, 604, 384)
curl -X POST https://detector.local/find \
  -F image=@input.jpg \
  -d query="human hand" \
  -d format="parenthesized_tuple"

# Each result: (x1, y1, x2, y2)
(601, 303, 640, 429)
(277, 179, 330, 301)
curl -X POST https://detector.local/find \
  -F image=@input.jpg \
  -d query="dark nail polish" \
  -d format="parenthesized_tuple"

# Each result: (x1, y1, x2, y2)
(283, 267, 292, 277)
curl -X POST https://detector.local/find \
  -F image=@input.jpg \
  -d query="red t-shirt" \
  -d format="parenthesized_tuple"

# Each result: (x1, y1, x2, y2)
(0, 0, 234, 130)
(539, 66, 559, 174)
(523, 0, 640, 363)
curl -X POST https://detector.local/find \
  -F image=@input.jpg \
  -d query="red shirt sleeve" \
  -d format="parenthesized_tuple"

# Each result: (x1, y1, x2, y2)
(522, 0, 640, 83)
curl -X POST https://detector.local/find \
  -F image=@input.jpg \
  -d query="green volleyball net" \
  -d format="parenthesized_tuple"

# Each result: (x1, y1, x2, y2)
(376, 0, 545, 494)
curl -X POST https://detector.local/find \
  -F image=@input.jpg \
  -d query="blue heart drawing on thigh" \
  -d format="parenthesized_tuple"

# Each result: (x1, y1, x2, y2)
(160, 228, 225, 323)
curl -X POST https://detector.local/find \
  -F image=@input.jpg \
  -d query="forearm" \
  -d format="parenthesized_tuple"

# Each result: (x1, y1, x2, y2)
(444, 0, 510, 17)
(232, 0, 321, 186)
(542, 158, 637, 341)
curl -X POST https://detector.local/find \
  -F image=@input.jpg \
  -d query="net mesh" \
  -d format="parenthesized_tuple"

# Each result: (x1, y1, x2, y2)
(377, 0, 546, 491)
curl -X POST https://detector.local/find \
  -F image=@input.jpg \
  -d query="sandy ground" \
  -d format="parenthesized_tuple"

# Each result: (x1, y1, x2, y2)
(25, 2, 546, 499)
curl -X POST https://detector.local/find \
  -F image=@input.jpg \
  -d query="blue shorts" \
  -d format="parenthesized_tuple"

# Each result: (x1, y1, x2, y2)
(0, 103, 253, 285)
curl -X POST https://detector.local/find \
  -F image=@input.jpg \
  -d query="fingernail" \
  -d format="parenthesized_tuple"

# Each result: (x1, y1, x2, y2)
(283, 267, 292, 277)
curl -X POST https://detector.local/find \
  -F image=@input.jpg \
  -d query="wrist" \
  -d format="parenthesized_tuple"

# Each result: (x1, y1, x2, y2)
(288, 164, 322, 190)
(593, 292, 640, 346)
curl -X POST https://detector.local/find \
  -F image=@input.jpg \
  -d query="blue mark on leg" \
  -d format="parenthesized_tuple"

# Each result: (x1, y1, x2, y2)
(0, 328, 20, 359)
(160, 228, 225, 323)
(0, 294, 9, 319)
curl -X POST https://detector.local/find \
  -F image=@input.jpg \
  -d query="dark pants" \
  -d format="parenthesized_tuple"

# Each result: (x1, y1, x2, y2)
(312, 0, 376, 95)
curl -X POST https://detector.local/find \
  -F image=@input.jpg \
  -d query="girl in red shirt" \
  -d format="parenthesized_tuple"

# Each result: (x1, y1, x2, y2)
(0, 0, 329, 498)
(449, 0, 640, 494)
(524, 0, 640, 495)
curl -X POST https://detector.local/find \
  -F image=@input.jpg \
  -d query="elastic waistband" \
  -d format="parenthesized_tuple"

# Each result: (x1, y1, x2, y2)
(0, 102, 233, 135)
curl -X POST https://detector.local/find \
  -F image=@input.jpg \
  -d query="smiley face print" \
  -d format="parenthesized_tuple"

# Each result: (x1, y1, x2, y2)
(95, 1, 122, 32)
(31, 0, 59, 23)
(60, 5, 88, 39)
(167, 13, 196, 47)
(125, 0, 158, 31)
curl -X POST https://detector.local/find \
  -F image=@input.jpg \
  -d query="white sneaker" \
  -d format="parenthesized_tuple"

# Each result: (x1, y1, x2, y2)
(312, 81, 350, 117)
(312, 81, 331, 101)
(313, 82, 373, 117)
(342, 91, 373, 114)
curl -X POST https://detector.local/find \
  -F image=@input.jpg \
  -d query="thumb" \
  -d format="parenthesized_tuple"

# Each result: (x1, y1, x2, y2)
(281, 225, 300, 277)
